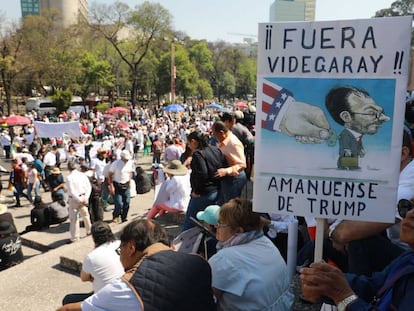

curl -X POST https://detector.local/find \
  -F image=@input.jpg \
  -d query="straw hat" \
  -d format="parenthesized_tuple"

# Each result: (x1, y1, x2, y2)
(51, 167, 61, 175)
(97, 147, 106, 154)
(163, 160, 188, 176)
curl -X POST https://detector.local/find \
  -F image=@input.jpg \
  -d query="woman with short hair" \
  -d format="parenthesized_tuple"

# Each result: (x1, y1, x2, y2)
(208, 198, 293, 311)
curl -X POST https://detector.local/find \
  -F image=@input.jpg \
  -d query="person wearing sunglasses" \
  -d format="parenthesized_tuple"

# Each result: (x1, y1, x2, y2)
(300, 198, 414, 311)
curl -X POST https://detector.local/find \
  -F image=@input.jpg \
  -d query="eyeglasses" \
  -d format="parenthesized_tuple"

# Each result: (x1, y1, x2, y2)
(115, 246, 121, 255)
(352, 111, 384, 120)
(398, 199, 413, 218)
(216, 222, 230, 228)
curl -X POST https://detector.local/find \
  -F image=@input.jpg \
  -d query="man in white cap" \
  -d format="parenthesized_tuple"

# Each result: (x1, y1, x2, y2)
(108, 150, 135, 223)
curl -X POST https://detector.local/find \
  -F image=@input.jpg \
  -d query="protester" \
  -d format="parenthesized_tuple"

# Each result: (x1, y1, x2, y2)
(48, 192, 69, 225)
(47, 167, 66, 201)
(66, 161, 92, 243)
(300, 197, 414, 310)
(26, 161, 40, 204)
(9, 159, 26, 207)
(147, 160, 191, 219)
(208, 198, 293, 310)
(58, 219, 216, 311)
(134, 166, 151, 194)
(151, 135, 163, 164)
(108, 150, 134, 223)
(182, 130, 227, 231)
(211, 121, 247, 204)
(62, 221, 124, 305)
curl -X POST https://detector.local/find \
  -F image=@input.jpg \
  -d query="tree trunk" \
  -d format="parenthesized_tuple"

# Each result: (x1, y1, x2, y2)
(131, 78, 138, 106)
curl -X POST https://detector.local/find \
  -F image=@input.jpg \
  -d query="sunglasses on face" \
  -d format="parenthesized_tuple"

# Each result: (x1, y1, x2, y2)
(398, 199, 414, 218)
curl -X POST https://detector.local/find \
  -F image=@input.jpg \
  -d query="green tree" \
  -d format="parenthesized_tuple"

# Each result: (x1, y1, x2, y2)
(0, 22, 24, 115)
(375, 0, 414, 17)
(235, 58, 256, 99)
(90, 1, 172, 105)
(51, 89, 72, 114)
(157, 44, 199, 103)
(189, 42, 214, 80)
(72, 51, 115, 108)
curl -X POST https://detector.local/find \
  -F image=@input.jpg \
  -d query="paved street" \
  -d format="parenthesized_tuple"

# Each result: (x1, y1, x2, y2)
(0, 152, 183, 311)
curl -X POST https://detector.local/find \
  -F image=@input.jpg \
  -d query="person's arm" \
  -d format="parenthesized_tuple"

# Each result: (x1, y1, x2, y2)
(108, 171, 115, 194)
(56, 302, 81, 311)
(80, 270, 94, 283)
(212, 287, 223, 300)
(331, 220, 392, 244)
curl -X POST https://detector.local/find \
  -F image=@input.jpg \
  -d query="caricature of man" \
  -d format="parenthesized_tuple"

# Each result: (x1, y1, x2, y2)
(325, 86, 390, 170)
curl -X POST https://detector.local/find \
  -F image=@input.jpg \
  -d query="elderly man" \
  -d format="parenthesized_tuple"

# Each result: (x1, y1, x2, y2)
(58, 219, 216, 311)
(66, 161, 92, 243)
(108, 150, 134, 223)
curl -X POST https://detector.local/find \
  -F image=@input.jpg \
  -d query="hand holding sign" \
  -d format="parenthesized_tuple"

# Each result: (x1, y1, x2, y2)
(279, 101, 334, 144)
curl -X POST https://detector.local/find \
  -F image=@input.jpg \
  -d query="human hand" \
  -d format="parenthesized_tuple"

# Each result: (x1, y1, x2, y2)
(215, 168, 228, 178)
(109, 184, 115, 195)
(300, 262, 354, 305)
(279, 102, 332, 144)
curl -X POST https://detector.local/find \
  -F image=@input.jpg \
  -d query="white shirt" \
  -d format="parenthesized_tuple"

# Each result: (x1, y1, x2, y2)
(81, 278, 141, 311)
(109, 159, 134, 184)
(163, 174, 191, 211)
(124, 139, 134, 156)
(28, 167, 38, 184)
(43, 151, 56, 166)
(66, 169, 92, 203)
(82, 240, 124, 293)
(0, 134, 11, 147)
(91, 157, 107, 183)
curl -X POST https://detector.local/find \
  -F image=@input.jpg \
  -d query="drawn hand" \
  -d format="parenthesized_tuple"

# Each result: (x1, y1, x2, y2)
(279, 102, 331, 144)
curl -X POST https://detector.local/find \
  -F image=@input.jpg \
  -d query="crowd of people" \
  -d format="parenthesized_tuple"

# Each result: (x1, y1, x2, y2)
(0, 97, 414, 310)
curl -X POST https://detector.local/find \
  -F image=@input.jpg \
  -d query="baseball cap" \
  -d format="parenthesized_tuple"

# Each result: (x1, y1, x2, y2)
(197, 205, 220, 226)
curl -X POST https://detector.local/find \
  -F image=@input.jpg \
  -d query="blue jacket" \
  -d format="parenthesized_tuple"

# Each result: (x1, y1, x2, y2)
(345, 250, 414, 310)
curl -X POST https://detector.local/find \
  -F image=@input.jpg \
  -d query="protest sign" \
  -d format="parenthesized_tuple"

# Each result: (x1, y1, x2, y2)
(253, 17, 412, 223)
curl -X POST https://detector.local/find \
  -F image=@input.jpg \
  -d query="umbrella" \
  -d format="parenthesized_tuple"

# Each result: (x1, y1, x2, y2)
(164, 104, 184, 113)
(1, 115, 31, 126)
(218, 107, 232, 113)
(235, 101, 248, 109)
(107, 106, 130, 115)
(206, 103, 223, 109)
(116, 121, 130, 130)
(102, 113, 115, 120)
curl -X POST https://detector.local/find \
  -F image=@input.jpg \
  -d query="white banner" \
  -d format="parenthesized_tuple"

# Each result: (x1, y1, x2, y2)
(34, 121, 83, 139)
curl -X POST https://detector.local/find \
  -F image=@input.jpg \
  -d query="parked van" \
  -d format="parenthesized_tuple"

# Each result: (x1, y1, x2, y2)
(25, 97, 56, 115)
(67, 96, 89, 115)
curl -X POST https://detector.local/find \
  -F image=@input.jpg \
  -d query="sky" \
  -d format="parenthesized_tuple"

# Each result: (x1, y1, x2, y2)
(0, 0, 395, 43)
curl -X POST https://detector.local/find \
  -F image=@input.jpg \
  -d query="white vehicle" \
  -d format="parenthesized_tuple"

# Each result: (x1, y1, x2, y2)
(25, 97, 56, 115)
(67, 96, 89, 115)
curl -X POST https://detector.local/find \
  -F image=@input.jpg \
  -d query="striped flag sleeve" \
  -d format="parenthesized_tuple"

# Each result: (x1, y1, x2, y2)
(261, 80, 295, 132)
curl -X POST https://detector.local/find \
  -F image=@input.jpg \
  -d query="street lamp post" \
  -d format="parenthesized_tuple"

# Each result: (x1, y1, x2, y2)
(170, 41, 176, 104)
